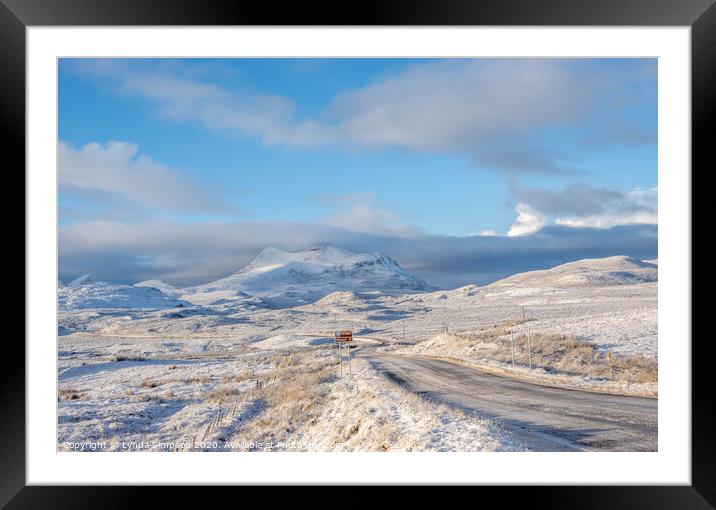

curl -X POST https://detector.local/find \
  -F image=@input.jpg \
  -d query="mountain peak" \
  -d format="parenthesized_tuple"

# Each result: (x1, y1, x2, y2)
(256, 246, 289, 257)
(248, 244, 357, 269)
(308, 242, 331, 252)
(134, 279, 180, 296)
(305, 243, 353, 261)
(67, 274, 95, 288)
(184, 244, 434, 307)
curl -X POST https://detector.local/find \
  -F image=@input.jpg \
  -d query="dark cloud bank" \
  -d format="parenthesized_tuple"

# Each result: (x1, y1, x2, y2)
(59, 222, 657, 290)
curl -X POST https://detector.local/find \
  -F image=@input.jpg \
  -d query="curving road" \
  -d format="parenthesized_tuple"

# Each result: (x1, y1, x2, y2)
(362, 353, 657, 451)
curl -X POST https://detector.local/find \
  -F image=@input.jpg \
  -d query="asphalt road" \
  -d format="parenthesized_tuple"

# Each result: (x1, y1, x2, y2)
(362, 353, 657, 451)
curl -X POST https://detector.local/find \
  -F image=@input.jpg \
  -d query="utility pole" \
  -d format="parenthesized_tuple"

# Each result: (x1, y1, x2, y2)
(527, 326, 532, 369)
(510, 327, 515, 366)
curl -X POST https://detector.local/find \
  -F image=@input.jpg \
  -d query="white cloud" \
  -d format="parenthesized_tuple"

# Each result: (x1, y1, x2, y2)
(477, 229, 497, 236)
(507, 203, 547, 237)
(59, 141, 231, 213)
(511, 184, 658, 230)
(71, 60, 335, 149)
(126, 73, 335, 148)
(555, 187, 657, 228)
(70, 58, 647, 176)
(329, 59, 586, 153)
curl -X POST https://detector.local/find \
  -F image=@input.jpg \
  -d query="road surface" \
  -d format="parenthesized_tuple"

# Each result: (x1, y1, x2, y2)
(362, 353, 657, 451)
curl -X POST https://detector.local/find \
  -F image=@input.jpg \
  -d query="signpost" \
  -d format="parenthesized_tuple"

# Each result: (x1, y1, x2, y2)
(335, 330, 353, 377)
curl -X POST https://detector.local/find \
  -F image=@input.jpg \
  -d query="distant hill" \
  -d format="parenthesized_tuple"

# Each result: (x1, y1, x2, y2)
(58, 278, 189, 310)
(488, 256, 657, 289)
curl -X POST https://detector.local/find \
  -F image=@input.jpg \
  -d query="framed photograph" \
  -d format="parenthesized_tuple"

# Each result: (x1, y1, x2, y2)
(8, 0, 710, 502)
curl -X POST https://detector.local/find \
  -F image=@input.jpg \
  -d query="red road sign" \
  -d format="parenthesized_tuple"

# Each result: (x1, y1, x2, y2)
(335, 331, 353, 343)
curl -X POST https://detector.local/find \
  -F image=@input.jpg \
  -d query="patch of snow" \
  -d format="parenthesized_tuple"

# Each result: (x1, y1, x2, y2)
(59, 282, 190, 310)
(252, 334, 334, 349)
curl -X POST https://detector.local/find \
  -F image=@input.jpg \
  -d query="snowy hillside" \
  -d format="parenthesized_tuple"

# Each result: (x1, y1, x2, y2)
(134, 279, 181, 296)
(58, 279, 189, 310)
(67, 274, 95, 288)
(488, 256, 657, 289)
(180, 243, 434, 306)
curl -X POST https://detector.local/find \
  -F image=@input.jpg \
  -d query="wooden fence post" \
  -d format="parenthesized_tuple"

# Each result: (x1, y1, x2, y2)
(348, 344, 352, 376)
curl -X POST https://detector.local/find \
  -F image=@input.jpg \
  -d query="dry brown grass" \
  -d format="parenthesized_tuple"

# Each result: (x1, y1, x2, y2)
(499, 317, 535, 332)
(181, 375, 213, 384)
(206, 385, 243, 402)
(220, 371, 253, 385)
(520, 333, 656, 383)
(187, 350, 498, 452)
(454, 329, 657, 384)
(112, 355, 146, 362)
(139, 394, 164, 403)
(58, 388, 85, 400)
(222, 352, 339, 449)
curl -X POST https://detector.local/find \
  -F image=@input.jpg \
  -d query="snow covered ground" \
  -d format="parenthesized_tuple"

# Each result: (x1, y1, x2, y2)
(58, 249, 657, 451)
(58, 339, 521, 451)
(60, 280, 657, 359)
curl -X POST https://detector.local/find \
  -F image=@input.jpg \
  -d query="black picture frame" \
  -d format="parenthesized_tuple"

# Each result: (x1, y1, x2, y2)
(5, 0, 709, 504)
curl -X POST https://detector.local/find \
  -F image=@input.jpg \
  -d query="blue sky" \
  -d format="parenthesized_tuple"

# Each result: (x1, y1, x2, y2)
(58, 58, 657, 288)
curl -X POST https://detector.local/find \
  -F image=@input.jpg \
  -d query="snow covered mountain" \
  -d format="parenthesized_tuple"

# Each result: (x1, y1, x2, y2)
(180, 243, 434, 306)
(67, 274, 95, 288)
(61, 252, 655, 311)
(58, 278, 189, 310)
(488, 256, 658, 289)
(134, 279, 181, 296)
